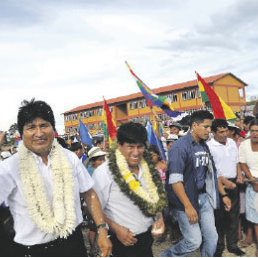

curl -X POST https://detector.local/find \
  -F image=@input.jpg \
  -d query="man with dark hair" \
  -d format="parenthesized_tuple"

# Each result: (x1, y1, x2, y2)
(93, 122, 167, 257)
(70, 142, 87, 163)
(0, 99, 112, 257)
(162, 110, 219, 257)
(169, 122, 181, 136)
(208, 119, 245, 256)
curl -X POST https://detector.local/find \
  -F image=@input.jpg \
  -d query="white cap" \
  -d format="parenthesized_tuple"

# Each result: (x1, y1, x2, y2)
(1, 151, 12, 159)
(167, 134, 178, 141)
(88, 147, 106, 160)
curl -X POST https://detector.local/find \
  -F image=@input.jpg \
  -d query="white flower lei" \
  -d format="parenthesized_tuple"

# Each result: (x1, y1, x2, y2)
(115, 149, 160, 204)
(18, 139, 75, 238)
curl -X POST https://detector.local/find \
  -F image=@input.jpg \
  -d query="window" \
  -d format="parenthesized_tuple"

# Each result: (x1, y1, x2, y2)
(88, 123, 95, 130)
(71, 114, 78, 120)
(129, 101, 138, 110)
(196, 88, 201, 98)
(239, 88, 244, 98)
(165, 93, 178, 103)
(130, 117, 139, 123)
(158, 114, 166, 121)
(182, 89, 196, 101)
(98, 122, 103, 129)
(97, 108, 103, 116)
(138, 100, 147, 108)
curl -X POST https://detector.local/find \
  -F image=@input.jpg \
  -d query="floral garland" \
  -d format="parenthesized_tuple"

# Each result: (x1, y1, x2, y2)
(18, 139, 75, 238)
(108, 141, 167, 217)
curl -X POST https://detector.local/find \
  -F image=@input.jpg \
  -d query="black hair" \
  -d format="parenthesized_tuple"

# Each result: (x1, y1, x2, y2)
(57, 137, 68, 149)
(249, 118, 258, 130)
(148, 145, 161, 161)
(94, 138, 104, 146)
(69, 142, 82, 151)
(148, 145, 159, 155)
(90, 155, 105, 162)
(211, 119, 228, 132)
(117, 122, 147, 145)
(17, 99, 55, 136)
(244, 116, 254, 125)
(190, 110, 214, 127)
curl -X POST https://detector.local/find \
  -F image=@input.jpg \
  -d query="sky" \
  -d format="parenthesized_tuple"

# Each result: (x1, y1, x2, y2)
(0, 0, 258, 133)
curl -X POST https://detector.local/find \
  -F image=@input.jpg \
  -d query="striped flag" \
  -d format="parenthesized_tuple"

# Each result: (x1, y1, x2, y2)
(103, 98, 117, 144)
(196, 72, 236, 122)
(125, 62, 181, 118)
(146, 122, 166, 161)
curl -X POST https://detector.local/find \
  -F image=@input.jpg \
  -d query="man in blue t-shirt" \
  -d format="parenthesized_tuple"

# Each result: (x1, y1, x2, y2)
(162, 110, 220, 257)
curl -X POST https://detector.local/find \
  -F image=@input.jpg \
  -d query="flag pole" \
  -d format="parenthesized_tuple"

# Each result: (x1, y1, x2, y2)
(102, 96, 107, 151)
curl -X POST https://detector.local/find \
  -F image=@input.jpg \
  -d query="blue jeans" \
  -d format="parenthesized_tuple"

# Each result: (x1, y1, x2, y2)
(161, 193, 218, 257)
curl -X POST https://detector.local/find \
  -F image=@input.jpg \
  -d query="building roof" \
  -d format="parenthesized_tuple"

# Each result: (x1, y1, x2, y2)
(64, 72, 247, 114)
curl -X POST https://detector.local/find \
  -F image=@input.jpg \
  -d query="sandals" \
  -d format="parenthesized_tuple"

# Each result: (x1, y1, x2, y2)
(239, 240, 253, 248)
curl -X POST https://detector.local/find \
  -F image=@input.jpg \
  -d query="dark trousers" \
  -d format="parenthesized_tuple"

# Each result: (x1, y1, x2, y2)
(110, 227, 154, 257)
(11, 226, 87, 257)
(215, 180, 240, 253)
(0, 223, 13, 257)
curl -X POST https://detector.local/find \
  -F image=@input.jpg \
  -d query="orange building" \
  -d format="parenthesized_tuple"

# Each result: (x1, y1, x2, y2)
(64, 72, 247, 135)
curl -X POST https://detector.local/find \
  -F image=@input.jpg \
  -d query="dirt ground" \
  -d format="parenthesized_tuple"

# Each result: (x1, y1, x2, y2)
(151, 234, 256, 257)
(82, 227, 256, 257)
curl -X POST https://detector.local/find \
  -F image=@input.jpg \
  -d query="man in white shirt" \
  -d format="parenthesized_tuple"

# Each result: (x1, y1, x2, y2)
(0, 99, 112, 257)
(93, 122, 167, 257)
(207, 119, 245, 256)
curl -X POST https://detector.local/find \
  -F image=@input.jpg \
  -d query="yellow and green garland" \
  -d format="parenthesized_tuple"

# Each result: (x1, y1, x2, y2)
(108, 142, 167, 217)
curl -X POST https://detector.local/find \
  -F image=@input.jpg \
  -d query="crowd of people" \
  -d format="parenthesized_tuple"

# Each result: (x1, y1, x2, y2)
(0, 98, 257, 257)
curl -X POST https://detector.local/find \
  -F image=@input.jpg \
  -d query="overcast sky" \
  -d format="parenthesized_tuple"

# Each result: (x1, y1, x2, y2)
(1, 0, 258, 133)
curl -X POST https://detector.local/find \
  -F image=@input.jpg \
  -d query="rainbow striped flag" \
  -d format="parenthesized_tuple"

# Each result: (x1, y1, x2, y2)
(196, 72, 236, 122)
(125, 62, 181, 118)
(103, 98, 117, 144)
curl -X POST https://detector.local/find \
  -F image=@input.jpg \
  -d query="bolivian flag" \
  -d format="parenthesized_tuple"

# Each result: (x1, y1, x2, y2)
(103, 98, 117, 145)
(196, 72, 236, 122)
(126, 62, 181, 118)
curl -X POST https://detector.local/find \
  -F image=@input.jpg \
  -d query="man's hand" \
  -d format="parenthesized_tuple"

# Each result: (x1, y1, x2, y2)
(222, 196, 231, 212)
(222, 179, 236, 189)
(114, 225, 138, 246)
(151, 213, 165, 237)
(185, 205, 198, 224)
(97, 228, 112, 257)
(236, 174, 244, 184)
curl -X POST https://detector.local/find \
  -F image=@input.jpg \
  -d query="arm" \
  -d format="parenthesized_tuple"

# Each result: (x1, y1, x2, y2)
(239, 163, 255, 181)
(219, 176, 236, 189)
(236, 163, 244, 184)
(151, 212, 165, 237)
(172, 182, 198, 224)
(83, 189, 112, 257)
(217, 177, 231, 212)
(104, 215, 137, 246)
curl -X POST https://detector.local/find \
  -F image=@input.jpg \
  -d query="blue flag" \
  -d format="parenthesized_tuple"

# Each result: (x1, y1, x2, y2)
(79, 119, 93, 146)
(146, 122, 167, 161)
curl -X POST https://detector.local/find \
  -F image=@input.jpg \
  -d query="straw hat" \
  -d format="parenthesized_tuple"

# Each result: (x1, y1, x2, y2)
(88, 147, 106, 160)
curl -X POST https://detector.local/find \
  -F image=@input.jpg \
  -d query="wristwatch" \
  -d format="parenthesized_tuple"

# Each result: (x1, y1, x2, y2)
(96, 223, 109, 231)
(221, 193, 228, 198)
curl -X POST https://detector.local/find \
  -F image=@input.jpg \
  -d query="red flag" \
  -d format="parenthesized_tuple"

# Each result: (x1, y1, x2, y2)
(103, 98, 117, 143)
(196, 72, 236, 121)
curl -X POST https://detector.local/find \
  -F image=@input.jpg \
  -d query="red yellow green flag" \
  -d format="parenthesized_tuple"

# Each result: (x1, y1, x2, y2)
(196, 72, 236, 122)
(103, 98, 117, 144)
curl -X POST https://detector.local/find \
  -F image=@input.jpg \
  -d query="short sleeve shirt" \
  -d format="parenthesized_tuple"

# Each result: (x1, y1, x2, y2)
(0, 147, 94, 245)
(239, 139, 258, 178)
